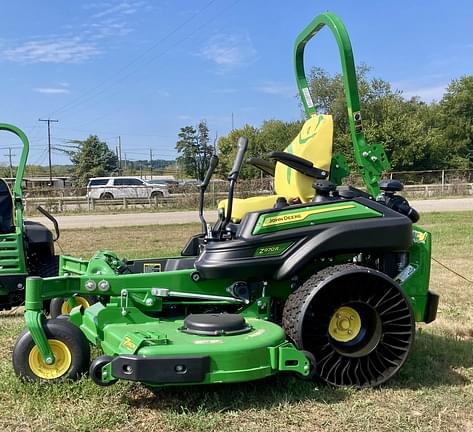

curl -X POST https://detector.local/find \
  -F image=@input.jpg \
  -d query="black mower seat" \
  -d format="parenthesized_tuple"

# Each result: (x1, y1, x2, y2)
(0, 179, 14, 233)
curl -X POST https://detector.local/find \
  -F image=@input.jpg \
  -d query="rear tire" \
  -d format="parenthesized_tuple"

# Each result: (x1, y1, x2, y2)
(34, 255, 59, 315)
(38, 255, 59, 278)
(12, 319, 90, 382)
(151, 191, 164, 200)
(282, 264, 415, 388)
(100, 192, 114, 200)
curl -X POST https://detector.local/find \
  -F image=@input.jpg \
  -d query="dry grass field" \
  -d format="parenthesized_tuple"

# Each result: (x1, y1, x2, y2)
(0, 212, 472, 432)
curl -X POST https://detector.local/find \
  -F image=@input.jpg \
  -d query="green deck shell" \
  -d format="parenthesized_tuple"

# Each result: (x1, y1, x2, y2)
(74, 302, 310, 385)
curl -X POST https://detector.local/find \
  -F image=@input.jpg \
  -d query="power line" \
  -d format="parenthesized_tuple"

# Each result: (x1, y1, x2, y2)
(45, 0, 241, 121)
(46, 0, 219, 119)
(4, 147, 15, 178)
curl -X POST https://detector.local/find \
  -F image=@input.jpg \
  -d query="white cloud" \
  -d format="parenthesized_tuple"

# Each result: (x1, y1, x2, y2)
(5, 38, 101, 63)
(255, 81, 294, 97)
(83, 2, 111, 10)
(87, 1, 145, 39)
(156, 89, 170, 97)
(34, 87, 71, 94)
(88, 20, 133, 40)
(402, 84, 447, 102)
(3, 1, 146, 64)
(91, 1, 144, 19)
(199, 34, 257, 71)
(178, 115, 192, 120)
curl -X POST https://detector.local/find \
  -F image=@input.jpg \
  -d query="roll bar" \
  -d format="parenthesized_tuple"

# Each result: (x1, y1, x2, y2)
(0, 124, 29, 200)
(294, 12, 389, 197)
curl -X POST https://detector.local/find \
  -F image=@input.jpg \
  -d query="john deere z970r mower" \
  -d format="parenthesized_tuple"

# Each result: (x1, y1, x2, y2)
(12, 12, 438, 388)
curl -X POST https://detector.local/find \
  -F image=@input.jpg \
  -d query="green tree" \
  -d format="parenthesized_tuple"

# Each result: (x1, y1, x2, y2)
(217, 124, 259, 179)
(66, 135, 118, 187)
(176, 121, 214, 181)
(217, 68, 473, 177)
(307, 65, 450, 171)
(438, 76, 473, 168)
(217, 120, 303, 179)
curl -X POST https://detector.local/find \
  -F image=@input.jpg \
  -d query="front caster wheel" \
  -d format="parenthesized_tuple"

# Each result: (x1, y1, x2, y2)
(90, 355, 117, 386)
(283, 264, 415, 388)
(12, 319, 90, 382)
(50, 295, 97, 318)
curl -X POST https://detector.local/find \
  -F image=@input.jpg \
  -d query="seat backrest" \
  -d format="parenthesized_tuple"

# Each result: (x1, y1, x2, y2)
(0, 179, 14, 233)
(274, 114, 333, 202)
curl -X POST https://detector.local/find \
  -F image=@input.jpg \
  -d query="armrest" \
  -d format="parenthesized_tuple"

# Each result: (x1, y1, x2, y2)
(269, 151, 328, 179)
(247, 157, 275, 177)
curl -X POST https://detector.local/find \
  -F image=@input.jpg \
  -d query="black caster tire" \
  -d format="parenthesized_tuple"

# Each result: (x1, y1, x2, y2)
(89, 355, 117, 386)
(283, 264, 415, 388)
(292, 350, 318, 381)
(50, 295, 97, 318)
(12, 318, 90, 382)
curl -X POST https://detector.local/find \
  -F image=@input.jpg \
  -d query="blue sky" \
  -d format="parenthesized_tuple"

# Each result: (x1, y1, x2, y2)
(0, 0, 472, 166)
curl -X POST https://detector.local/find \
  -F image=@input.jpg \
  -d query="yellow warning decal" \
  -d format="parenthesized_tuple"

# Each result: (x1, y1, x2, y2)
(144, 263, 161, 272)
(262, 204, 356, 228)
(122, 336, 137, 352)
(413, 230, 428, 244)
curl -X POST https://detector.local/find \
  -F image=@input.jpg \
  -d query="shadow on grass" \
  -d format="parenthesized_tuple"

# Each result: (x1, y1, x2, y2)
(125, 374, 349, 413)
(392, 330, 473, 389)
(125, 330, 473, 413)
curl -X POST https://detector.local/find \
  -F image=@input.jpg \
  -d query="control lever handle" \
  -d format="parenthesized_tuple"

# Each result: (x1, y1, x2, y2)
(228, 137, 248, 181)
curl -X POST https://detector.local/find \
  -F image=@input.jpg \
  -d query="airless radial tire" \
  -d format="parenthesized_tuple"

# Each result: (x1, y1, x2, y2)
(282, 264, 415, 387)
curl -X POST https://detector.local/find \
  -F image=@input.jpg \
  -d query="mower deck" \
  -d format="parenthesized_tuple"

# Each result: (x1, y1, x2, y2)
(74, 303, 309, 385)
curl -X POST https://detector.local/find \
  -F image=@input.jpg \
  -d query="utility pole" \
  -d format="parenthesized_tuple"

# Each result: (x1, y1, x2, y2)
(117, 136, 122, 174)
(38, 118, 58, 186)
(231, 112, 234, 130)
(4, 147, 15, 178)
(124, 153, 127, 172)
(149, 149, 154, 180)
(213, 131, 218, 152)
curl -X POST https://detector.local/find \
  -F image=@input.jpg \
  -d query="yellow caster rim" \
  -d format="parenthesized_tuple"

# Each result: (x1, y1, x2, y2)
(61, 296, 90, 315)
(28, 339, 72, 379)
(328, 306, 361, 343)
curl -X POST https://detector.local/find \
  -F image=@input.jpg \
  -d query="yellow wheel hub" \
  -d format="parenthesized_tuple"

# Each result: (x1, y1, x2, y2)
(28, 339, 72, 379)
(61, 296, 90, 315)
(328, 306, 361, 342)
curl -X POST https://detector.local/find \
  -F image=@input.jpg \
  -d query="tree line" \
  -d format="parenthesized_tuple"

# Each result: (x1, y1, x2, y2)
(177, 67, 473, 180)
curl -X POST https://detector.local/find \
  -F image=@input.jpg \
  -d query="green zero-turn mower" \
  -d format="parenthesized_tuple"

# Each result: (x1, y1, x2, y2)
(12, 12, 439, 388)
(0, 124, 73, 314)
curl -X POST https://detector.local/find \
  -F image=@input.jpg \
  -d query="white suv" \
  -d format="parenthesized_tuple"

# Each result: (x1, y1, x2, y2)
(86, 176, 170, 200)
